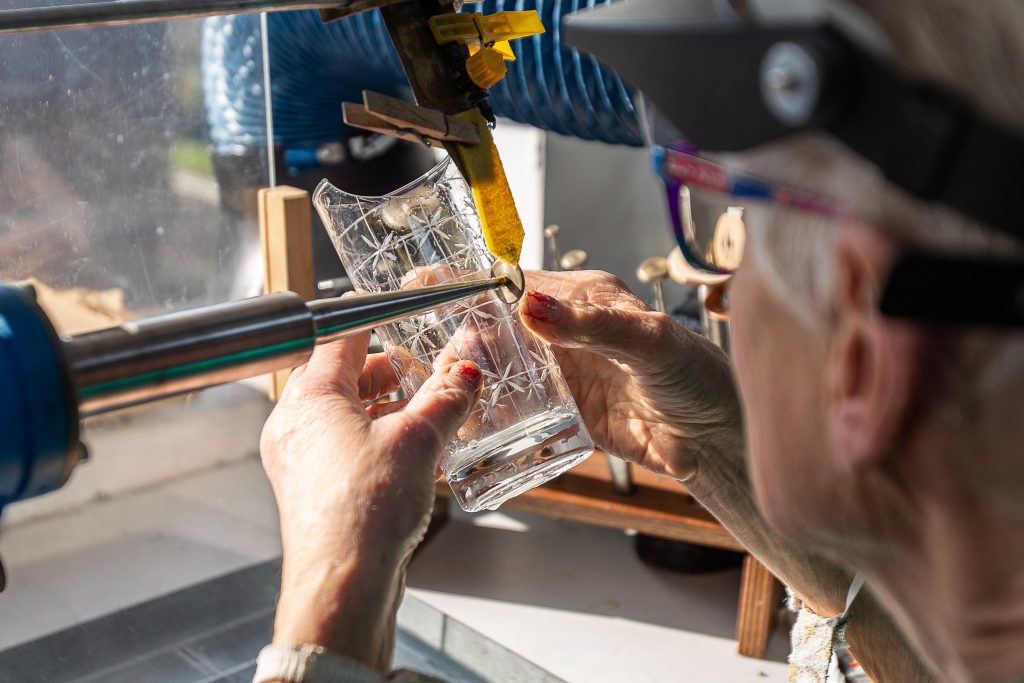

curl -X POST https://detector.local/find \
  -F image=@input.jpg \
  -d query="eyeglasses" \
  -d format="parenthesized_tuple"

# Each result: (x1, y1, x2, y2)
(652, 144, 1024, 328)
(653, 144, 849, 276)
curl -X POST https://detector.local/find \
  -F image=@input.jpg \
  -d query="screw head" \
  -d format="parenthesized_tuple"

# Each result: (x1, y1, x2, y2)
(760, 42, 821, 127)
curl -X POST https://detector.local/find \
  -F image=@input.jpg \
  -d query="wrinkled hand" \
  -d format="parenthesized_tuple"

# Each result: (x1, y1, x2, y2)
(518, 270, 742, 481)
(260, 330, 482, 669)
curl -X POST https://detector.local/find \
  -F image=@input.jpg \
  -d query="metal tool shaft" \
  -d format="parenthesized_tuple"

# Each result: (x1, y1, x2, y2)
(67, 274, 513, 415)
(309, 276, 502, 343)
(0, 0, 397, 35)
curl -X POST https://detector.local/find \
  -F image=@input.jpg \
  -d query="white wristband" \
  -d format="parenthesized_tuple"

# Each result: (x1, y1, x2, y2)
(253, 644, 383, 683)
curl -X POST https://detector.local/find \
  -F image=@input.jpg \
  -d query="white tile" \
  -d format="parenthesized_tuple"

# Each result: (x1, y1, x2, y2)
(0, 460, 281, 649)
(4, 383, 273, 527)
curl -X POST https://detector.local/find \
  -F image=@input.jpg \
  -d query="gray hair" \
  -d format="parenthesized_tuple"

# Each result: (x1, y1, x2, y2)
(736, 0, 1024, 497)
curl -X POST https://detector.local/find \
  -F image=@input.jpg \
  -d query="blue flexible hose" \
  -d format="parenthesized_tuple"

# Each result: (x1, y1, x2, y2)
(201, 1, 642, 160)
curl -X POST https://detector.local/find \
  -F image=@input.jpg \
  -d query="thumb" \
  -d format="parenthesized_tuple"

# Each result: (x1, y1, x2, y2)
(519, 290, 663, 364)
(381, 361, 484, 458)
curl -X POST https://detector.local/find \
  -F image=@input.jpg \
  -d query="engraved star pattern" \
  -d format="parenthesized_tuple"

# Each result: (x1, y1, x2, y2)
(340, 169, 557, 434)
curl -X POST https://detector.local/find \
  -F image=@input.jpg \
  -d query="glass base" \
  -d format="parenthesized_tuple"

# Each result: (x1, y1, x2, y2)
(444, 411, 594, 512)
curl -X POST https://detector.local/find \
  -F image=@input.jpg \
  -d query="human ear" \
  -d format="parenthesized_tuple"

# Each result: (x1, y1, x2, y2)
(828, 224, 926, 470)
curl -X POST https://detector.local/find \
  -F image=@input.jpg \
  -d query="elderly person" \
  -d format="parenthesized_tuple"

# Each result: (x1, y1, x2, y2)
(255, 1, 1023, 682)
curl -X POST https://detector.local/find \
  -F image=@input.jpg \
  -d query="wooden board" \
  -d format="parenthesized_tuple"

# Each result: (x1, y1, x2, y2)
(436, 451, 743, 551)
(737, 554, 783, 658)
(258, 185, 315, 401)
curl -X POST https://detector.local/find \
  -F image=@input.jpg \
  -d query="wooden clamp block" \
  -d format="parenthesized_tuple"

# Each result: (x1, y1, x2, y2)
(258, 185, 315, 401)
(343, 90, 480, 147)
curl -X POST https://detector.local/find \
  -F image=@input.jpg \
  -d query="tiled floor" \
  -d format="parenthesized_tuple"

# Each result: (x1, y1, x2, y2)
(0, 443, 788, 681)
(0, 560, 552, 683)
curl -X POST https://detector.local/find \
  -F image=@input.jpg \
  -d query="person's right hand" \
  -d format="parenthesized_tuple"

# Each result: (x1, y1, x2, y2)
(518, 270, 742, 482)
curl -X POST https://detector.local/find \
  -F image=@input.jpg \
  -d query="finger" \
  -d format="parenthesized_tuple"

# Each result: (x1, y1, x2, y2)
(287, 362, 307, 381)
(295, 292, 371, 395)
(366, 398, 409, 420)
(523, 269, 644, 309)
(519, 290, 667, 365)
(299, 331, 371, 394)
(380, 360, 484, 460)
(358, 353, 401, 401)
(523, 269, 580, 293)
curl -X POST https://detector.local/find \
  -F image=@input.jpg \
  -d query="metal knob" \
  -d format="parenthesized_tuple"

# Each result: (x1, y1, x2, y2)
(543, 224, 563, 271)
(559, 249, 589, 272)
(637, 256, 669, 313)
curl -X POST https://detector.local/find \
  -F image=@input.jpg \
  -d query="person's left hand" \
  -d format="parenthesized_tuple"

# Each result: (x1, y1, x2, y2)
(260, 330, 483, 670)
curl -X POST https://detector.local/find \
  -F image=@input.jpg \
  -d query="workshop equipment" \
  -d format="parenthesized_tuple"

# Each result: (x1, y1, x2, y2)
(0, 266, 524, 510)
(558, 249, 589, 273)
(542, 225, 563, 272)
(636, 256, 669, 314)
(428, 10, 545, 89)
(202, 0, 642, 178)
(0, 0, 537, 511)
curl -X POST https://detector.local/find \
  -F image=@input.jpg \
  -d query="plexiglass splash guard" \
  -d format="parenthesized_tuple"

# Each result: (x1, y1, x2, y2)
(313, 157, 593, 512)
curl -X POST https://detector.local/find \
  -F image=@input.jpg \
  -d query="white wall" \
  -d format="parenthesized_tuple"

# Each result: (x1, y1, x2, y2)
(542, 133, 684, 311)
(491, 120, 546, 271)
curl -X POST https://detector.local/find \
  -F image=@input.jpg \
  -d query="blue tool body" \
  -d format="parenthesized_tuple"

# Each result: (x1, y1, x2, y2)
(0, 285, 77, 513)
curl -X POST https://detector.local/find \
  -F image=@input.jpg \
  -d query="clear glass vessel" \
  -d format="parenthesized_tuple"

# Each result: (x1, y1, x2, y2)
(313, 158, 593, 512)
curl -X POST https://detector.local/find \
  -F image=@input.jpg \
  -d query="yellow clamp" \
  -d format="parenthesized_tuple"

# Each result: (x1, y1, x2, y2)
(429, 11, 545, 89)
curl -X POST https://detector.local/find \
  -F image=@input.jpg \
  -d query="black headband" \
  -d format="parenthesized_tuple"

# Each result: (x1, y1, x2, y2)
(564, 0, 1024, 242)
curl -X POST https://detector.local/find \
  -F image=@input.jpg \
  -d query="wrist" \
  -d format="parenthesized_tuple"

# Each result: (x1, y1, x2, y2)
(274, 551, 405, 670)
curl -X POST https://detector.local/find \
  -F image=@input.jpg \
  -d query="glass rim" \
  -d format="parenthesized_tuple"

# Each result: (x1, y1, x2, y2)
(313, 154, 453, 207)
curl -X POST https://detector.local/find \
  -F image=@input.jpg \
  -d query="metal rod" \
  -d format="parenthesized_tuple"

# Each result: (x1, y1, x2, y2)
(698, 284, 730, 353)
(67, 292, 315, 416)
(66, 273, 516, 415)
(651, 280, 666, 314)
(309, 275, 509, 343)
(0, 0, 398, 36)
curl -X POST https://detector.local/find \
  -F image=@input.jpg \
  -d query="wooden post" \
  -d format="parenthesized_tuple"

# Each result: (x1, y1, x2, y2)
(258, 185, 315, 401)
(736, 554, 783, 658)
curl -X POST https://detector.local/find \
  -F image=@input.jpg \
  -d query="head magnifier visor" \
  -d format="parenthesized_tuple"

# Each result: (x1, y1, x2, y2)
(654, 144, 1024, 329)
(566, 0, 1024, 329)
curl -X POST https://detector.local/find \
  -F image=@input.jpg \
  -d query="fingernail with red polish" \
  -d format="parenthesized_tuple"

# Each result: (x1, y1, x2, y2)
(450, 361, 483, 390)
(525, 291, 561, 322)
